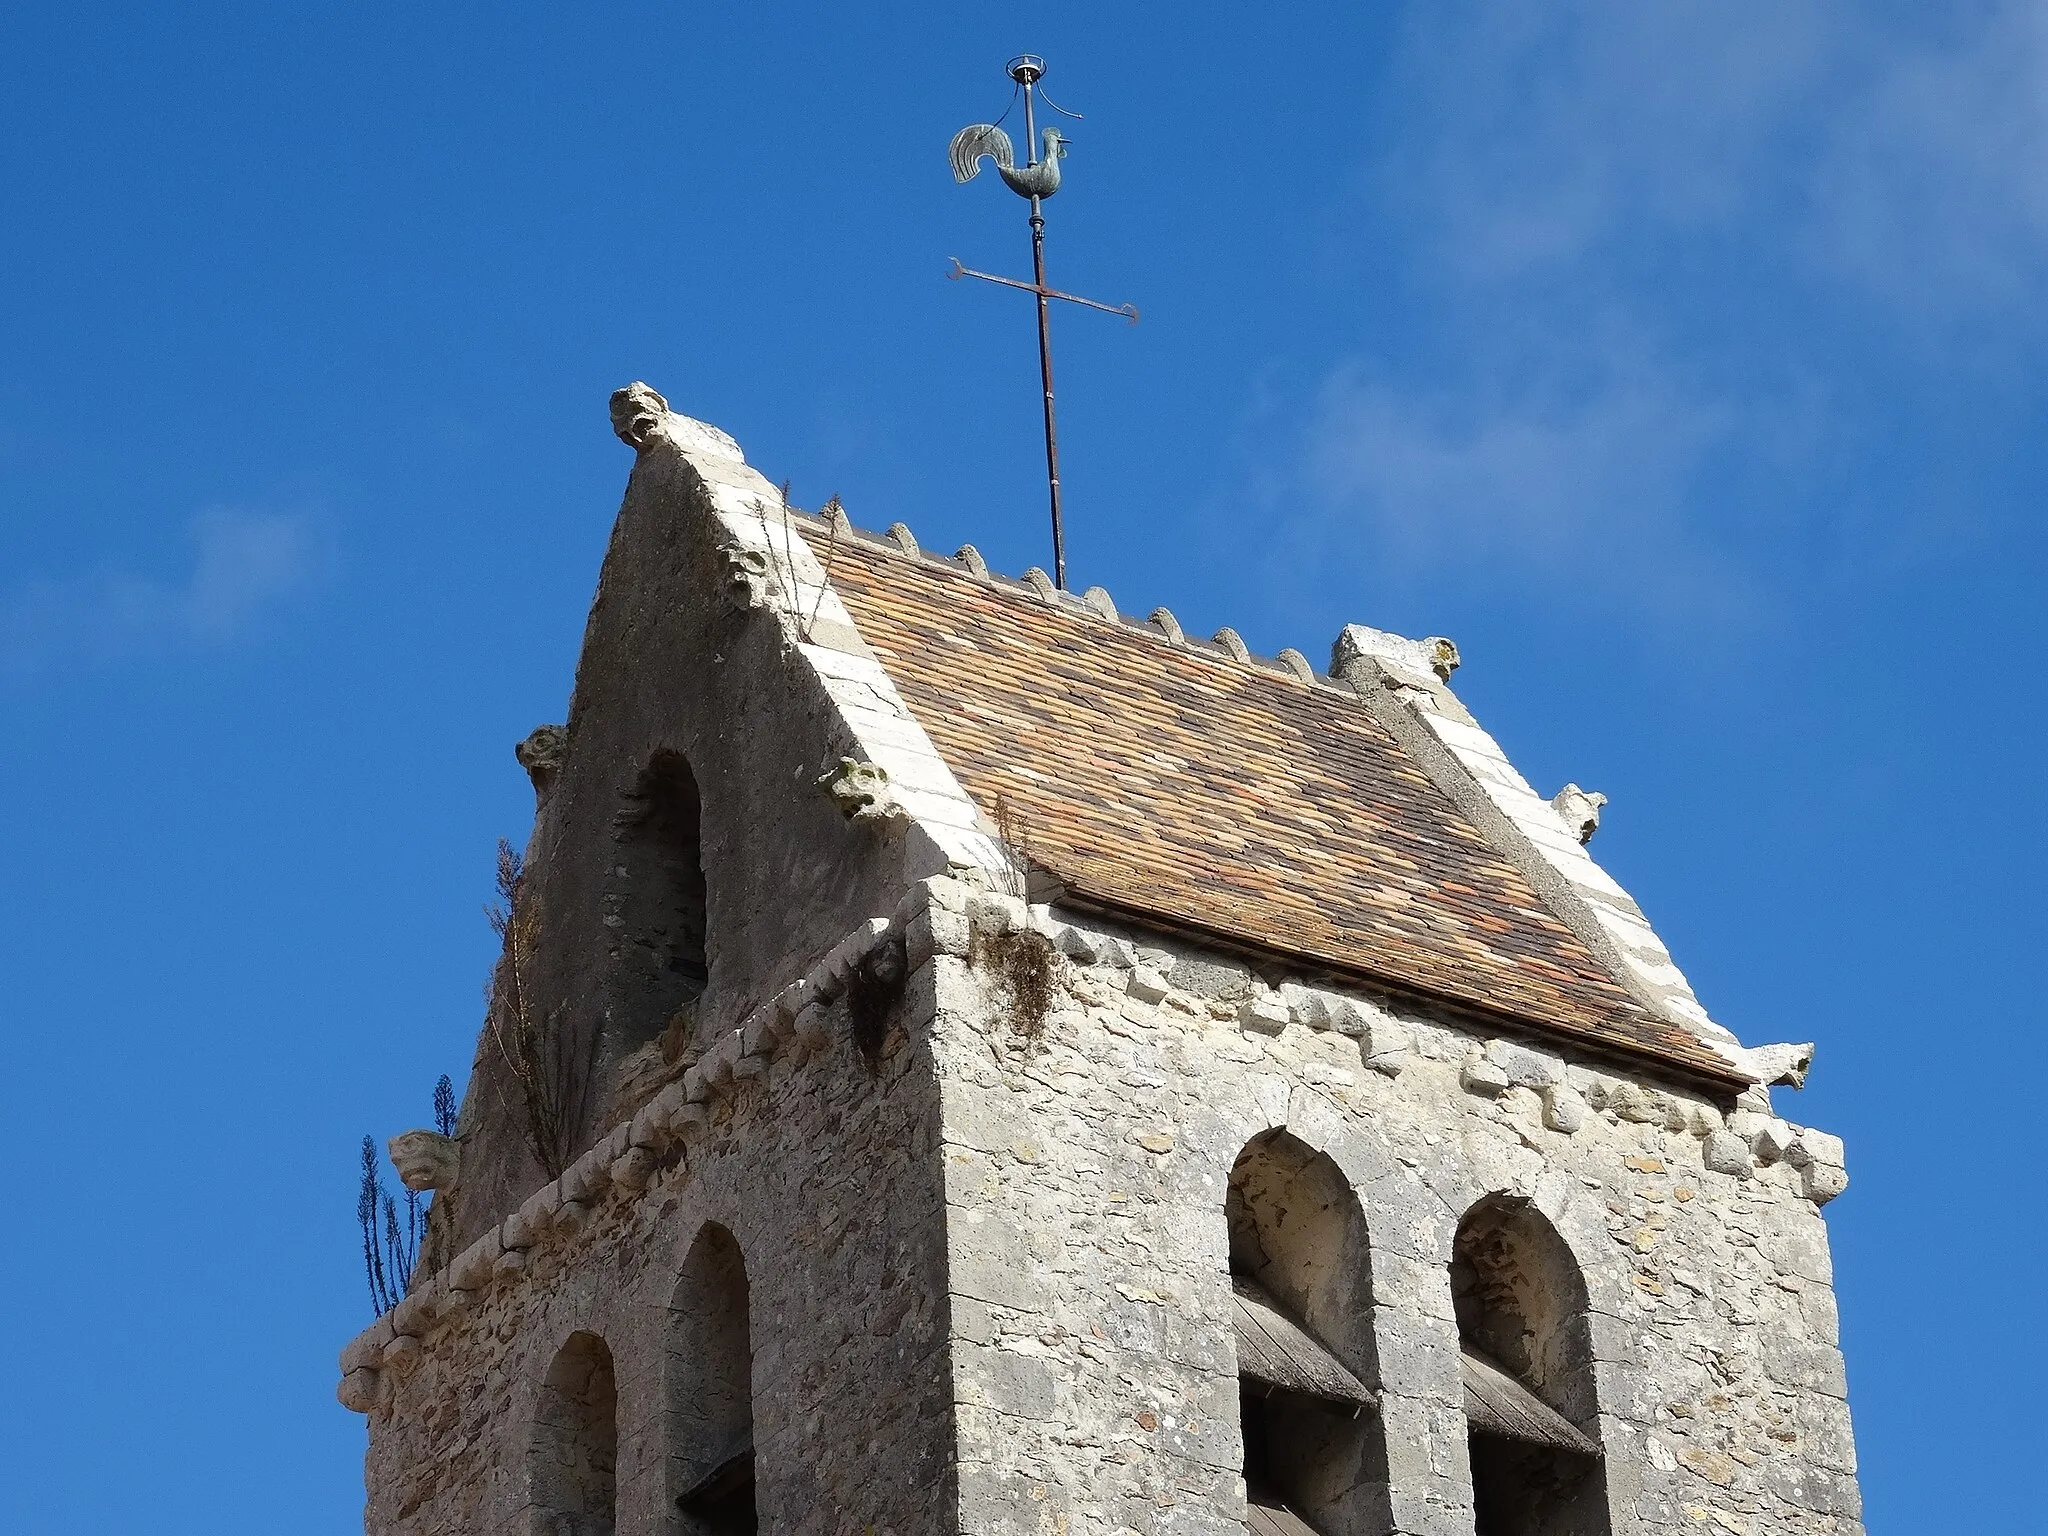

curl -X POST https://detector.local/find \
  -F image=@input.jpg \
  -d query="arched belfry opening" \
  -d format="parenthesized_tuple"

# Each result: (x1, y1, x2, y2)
(667, 1223, 757, 1534)
(1452, 1197, 1610, 1536)
(531, 1331, 618, 1536)
(607, 751, 709, 1051)
(1226, 1131, 1388, 1536)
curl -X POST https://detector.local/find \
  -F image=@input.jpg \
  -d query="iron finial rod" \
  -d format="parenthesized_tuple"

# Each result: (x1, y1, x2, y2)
(948, 54, 1133, 593)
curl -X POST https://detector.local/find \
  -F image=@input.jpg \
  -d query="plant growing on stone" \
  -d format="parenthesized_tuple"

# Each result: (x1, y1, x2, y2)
(993, 794, 1033, 901)
(485, 839, 588, 1178)
(968, 924, 1060, 1042)
(433, 1072, 457, 1138)
(358, 1134, 420, 1317)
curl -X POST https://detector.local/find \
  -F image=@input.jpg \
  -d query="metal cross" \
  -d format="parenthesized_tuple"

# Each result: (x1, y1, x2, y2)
(949, 55, 1137, 591)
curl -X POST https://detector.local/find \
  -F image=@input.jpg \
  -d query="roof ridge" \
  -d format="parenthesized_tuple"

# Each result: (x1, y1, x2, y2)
(783, 504, 1354, 697)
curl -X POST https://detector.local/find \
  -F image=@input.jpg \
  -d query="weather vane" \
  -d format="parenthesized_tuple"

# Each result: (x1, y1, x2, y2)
(949, 54, 1136, 591)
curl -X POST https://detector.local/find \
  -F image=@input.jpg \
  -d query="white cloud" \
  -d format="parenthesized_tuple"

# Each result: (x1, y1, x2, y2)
(1282, 3, 2048, 620)
(2, 509, 320, 671)
(1381, 2, 2048, 326)
(1307, 345, 1750, 618)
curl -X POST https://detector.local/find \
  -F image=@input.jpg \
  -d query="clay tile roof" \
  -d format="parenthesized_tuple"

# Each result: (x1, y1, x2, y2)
(811, 527, 1744, 1085)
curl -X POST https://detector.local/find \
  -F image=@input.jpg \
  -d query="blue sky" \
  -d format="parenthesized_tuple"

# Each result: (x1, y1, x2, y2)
(2, 3, 2038, 1529)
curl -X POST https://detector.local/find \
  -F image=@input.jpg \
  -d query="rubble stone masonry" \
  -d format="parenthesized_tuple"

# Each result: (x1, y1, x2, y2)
(343, 876, 1857, 1536)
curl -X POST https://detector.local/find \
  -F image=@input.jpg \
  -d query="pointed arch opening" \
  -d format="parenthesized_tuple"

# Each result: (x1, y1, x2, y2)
(667, 1222, 757, 1535)
(1452, 1197, 1609, 1536)
(531, 1330, 618, 1536)
(608, 751, 709, 1051)
(1227, 1130, 1389, 1536)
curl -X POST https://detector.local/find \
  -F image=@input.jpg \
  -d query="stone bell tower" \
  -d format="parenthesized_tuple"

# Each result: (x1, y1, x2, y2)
(339, 385, 1861, 1536)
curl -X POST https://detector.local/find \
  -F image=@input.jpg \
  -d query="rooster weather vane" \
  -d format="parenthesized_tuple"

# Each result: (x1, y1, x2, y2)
(949, 55, 1135, 591)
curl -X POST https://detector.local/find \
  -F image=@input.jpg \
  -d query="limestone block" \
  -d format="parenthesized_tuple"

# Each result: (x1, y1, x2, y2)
(1485, 1039, 1564, 1089)
(628, 1099, 669, 1152)
(701, 1042, 737, 1092)
(1051, 920, 1107, 963)
(1541, 1085, 1587, 1134)
(964, 890, 1027, 935)
(1788, 1128, 1845, 1169)
(562, 1152, 610, 1207)
(447, 1229, 502, 1293)
(555, 1199, 591, 1236)
(769, 978, 812, 1036)
(1359, 1015, 1412, 1078)
(924, 874, 971, 914)
(515, 1178, 562, 1236)
(493, 1248, 527, 1279)
(1280, 982, 1324, 1028)
(386, 1129, 461, 1193)
(390, 1284, 435, 1339)
(907, 908, 970, 970)
(1750, 1119, 1797, 1165)
(1460, 1056, 1512, 1097)
(337, 1367, 380, 1414)
(1170, 955, 1252, 1003)
(671, 1101, 709, 1138)
(1609, 1082, 1667, 1124)
(1801, 1163, 1850, 1205)
(791, 1004, 831, 1053)
(1702, 1131, 1754, 1178)
(1328, 997, 1374, 1037)
(379, 1334, 422, 1376)
(1238, 994, 1289, 1035)
(340, 1319, 393, 1376)
(1764, 1333, 1849, 1398)
(611, 1145, 658, 1193)
(1126, 967, 1170, 1005)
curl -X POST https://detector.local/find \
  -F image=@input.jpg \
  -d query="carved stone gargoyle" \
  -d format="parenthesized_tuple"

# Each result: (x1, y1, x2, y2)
(1743, 1041, 1816, 1090)
(817, 757, 902, 823)
(1331, 623, 1461, 685)
(387, 1130, 461, 1193)
(1550, 783, 1608, 844)
(721, 545, 774, 611)
(609, 382, 671, 450)
(516, 724, 568, 795)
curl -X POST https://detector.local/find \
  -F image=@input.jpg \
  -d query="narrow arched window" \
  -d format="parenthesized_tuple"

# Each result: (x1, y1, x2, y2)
(668, 1223, 756, 1535)
(608, 751, 709, 1049)
(1452, 1198, 1609, 1536)
(1227, 1131, 1387, 1536)
(532, 1331, 618, 1536)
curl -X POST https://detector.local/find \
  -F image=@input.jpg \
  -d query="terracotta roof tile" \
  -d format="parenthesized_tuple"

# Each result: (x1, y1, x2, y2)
(812, 528, 1743, 1085)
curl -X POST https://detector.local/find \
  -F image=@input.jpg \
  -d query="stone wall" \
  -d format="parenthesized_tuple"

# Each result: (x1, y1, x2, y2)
(920, 879, 1859, 1536)
(348, 907, 959, 1536)
(348, 875, 1857, 1536)
(449, 397, 1006, 1256)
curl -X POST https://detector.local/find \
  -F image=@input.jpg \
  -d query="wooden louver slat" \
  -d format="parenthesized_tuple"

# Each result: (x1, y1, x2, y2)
(1460, 1346, 1602, 1456)
(1245, 1494, 1322, 1536)
(1232, 1275, 1375, 1409)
